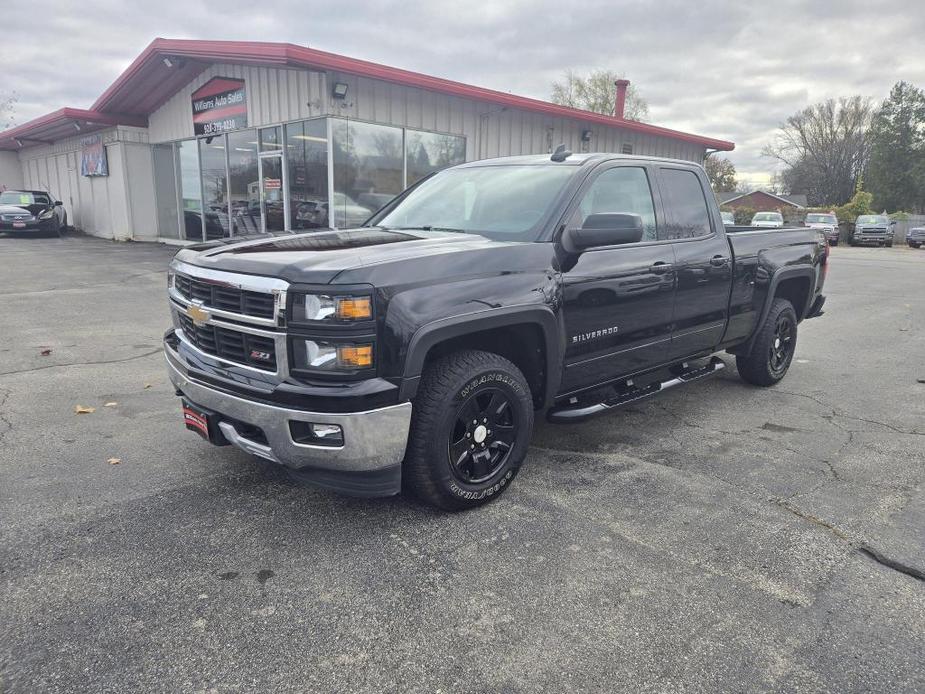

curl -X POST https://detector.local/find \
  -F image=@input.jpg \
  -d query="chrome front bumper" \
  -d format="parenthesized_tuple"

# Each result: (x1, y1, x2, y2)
(165, 346, 412, 475)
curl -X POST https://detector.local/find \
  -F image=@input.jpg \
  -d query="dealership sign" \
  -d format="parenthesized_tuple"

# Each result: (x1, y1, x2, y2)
(191, 77, 247, 136)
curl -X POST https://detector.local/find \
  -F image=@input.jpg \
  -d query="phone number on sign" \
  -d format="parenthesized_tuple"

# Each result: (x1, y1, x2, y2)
(201, 119, 241, 134)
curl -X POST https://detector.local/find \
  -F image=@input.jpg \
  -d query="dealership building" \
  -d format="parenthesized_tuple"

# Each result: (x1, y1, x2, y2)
(0, 38, 734, 242)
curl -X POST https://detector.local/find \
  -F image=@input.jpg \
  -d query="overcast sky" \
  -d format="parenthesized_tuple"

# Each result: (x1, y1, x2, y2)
(4, 0, 925, 185)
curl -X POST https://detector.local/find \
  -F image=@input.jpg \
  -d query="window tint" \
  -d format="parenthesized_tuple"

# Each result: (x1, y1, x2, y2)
(572, 166, 656, 241)
(660, 168, 712, 239)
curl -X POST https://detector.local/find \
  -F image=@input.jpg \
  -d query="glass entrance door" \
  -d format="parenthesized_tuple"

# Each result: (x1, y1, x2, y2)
(258, 154, 287, 233)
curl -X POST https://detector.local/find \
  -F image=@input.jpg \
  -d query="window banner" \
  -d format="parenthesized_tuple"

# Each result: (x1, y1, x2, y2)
(191, 77, 247, 136)
(79, 134, 108, 177)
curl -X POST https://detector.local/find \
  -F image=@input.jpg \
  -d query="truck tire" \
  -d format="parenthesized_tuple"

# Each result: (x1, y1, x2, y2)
(736, 298, 798, 387)
(403, 350, 534, 511)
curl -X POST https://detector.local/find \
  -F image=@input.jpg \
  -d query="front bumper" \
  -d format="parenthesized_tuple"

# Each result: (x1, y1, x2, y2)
(165, 339, 412, 496)
(0, 220, 57, 233)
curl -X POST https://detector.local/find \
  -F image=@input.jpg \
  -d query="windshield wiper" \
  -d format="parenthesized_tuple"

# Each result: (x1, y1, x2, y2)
(387, 225, 468, 233)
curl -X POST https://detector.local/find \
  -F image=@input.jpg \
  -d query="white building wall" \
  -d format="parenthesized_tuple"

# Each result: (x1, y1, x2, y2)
(146, 63, 707, 164)
(17, 126, 151, 240)
(0, 151, 23, 191)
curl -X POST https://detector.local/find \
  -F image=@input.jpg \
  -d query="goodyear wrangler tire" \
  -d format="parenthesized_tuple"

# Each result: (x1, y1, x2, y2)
(403, 350, 533, 511)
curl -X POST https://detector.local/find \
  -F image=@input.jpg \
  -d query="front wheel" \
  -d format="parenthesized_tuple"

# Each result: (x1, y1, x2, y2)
(736, 298, 798, 387)
(403, 350, 534, 511)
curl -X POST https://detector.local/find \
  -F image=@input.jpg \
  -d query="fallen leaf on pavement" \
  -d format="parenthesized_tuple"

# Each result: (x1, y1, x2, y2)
(40, 348, 52, 356)
(74, 405, 96, 414)
(104, 402, 118, 407)
(107, 457, 121, 465)
(143, 383, 153, 389)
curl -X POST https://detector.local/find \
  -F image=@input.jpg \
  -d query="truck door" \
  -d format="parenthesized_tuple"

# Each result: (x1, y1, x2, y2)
(559, 163, 676, 394)
(656, 166, 731, 360)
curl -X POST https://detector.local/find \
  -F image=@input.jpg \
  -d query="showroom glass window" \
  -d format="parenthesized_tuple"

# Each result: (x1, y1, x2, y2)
(199, 136, 231, 238)
(259, 126, 283, 152)
(405, 130, 466, 186)
(285, 120, 329, 230)
(332, 120, 403, 228)
(177, 139, 203, 241)
(227, 129, 260, 235)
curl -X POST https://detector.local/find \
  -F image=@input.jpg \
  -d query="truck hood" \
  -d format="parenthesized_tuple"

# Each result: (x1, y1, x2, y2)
(173, 227, 516, 284)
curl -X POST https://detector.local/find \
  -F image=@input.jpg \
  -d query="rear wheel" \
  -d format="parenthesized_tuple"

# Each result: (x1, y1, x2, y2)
(736, 298, 798, 387)
(403, 350, 533, 511)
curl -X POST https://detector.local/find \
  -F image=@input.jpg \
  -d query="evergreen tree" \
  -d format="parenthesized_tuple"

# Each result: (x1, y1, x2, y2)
(867, 81, 925, 213)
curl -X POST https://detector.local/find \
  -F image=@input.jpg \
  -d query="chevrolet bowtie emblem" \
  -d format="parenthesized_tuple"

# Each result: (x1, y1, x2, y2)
(186, 304, 211, 325)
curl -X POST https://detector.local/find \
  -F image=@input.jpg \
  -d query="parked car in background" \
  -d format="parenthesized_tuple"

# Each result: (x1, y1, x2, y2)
(850, 214, 893, 247)
(804, 212, 840, 245)
(721, 211, 735, 226)
(907, 226, 925, 248)
(751, 211, 784, 228)
(0, 189, 67, 237)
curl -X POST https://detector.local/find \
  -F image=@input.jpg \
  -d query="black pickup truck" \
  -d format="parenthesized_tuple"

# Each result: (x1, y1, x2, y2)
(164, 152, 827, 510)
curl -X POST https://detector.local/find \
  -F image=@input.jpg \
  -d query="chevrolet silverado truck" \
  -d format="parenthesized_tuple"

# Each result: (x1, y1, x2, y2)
(164, 151, 827, 510)
(850, 214, 894, 246)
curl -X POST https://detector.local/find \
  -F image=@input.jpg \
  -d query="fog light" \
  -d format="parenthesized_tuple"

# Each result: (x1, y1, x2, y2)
(290, 421, 344, 447)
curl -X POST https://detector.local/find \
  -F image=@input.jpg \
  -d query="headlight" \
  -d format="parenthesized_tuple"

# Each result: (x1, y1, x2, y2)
(298, 293, 373, 322)
(38, 208, 55, 220)
(302, 340, 373, 370)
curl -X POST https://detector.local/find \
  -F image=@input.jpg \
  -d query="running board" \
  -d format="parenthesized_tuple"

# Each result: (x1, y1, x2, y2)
(547, 357, 726, 423)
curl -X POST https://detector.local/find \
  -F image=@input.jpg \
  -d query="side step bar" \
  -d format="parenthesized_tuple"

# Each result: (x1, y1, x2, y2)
(547, 357, 725, 424)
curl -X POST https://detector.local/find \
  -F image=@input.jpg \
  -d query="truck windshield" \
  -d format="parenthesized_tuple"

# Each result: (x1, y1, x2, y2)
(753, 212, 782, 221)
(857, 215, 888, 225)
(370, 165, 577, 241)
(805, 214, 836, 224)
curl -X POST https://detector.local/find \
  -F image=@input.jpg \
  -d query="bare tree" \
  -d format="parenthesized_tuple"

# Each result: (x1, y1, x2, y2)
(551, 70, 649, 121)
(0, 91, 17, 131)
(763, 97, 873, 205)
(703, 155, 737, 192)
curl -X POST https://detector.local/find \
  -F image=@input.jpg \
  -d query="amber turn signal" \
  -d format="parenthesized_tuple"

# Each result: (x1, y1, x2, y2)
(335, 297, 372, 321)
(337, 344, 374, 369)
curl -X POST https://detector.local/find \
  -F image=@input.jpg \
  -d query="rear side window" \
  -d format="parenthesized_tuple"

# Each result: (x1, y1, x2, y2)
(572, 167, 657, 241)
(659, 169, 712, 240)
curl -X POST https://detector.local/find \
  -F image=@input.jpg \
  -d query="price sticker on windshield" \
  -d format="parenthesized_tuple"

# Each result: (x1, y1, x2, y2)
(19, 194, 30, 204)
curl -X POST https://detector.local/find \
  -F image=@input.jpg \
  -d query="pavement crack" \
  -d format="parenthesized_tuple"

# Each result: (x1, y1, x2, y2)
(770, 498, 851, 541)
(0, 349, 163, 377)
(777, 389, 924, 436)
(858, 545, 925, 583)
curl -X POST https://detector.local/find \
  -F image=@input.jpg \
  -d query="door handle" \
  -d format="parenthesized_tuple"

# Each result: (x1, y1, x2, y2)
(649, 262, 673, 274)
(710, 255, 729, 267)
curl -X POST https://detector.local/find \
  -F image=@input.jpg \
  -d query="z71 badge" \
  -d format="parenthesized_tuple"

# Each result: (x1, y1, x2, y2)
(572, 326, 619, 344)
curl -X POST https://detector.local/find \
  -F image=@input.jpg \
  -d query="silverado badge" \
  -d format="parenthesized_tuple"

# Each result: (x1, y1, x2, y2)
(186, 304, 211, 326)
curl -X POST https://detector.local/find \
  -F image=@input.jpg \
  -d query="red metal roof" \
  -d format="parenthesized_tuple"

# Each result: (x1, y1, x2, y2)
(7, 38, 734, 153)
(0, 108, 147, 151)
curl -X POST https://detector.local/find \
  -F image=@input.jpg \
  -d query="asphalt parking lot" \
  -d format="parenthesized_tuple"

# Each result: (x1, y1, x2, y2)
(1, 234, 923, 693)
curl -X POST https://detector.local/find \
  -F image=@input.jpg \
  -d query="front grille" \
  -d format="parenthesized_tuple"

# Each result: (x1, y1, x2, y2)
(1, 214, 33, 222)
(174, 274, 275, 319)
(178, 313, 277, 371)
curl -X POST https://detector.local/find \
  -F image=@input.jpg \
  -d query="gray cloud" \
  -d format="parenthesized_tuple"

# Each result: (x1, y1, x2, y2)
(3, 0, 925, 181)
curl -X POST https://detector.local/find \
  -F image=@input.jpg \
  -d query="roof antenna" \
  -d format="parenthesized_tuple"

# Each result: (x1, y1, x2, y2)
(550, 144, 572, 162)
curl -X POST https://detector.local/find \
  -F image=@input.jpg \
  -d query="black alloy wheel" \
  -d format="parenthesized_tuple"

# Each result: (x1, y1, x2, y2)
(769, 313, 795, 376)
(448, 387, 517, 484)
(736, 298, 798, 387)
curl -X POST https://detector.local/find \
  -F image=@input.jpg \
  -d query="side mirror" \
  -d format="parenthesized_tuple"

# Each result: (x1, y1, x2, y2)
(890, 220, 897, 227)
(54, 200, 62, 206)
(561, 213, 644, 253)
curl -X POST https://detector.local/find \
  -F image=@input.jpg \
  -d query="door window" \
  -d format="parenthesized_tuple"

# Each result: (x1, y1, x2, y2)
(659, 168, 712, 239)
(571, 166, 657, 241)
